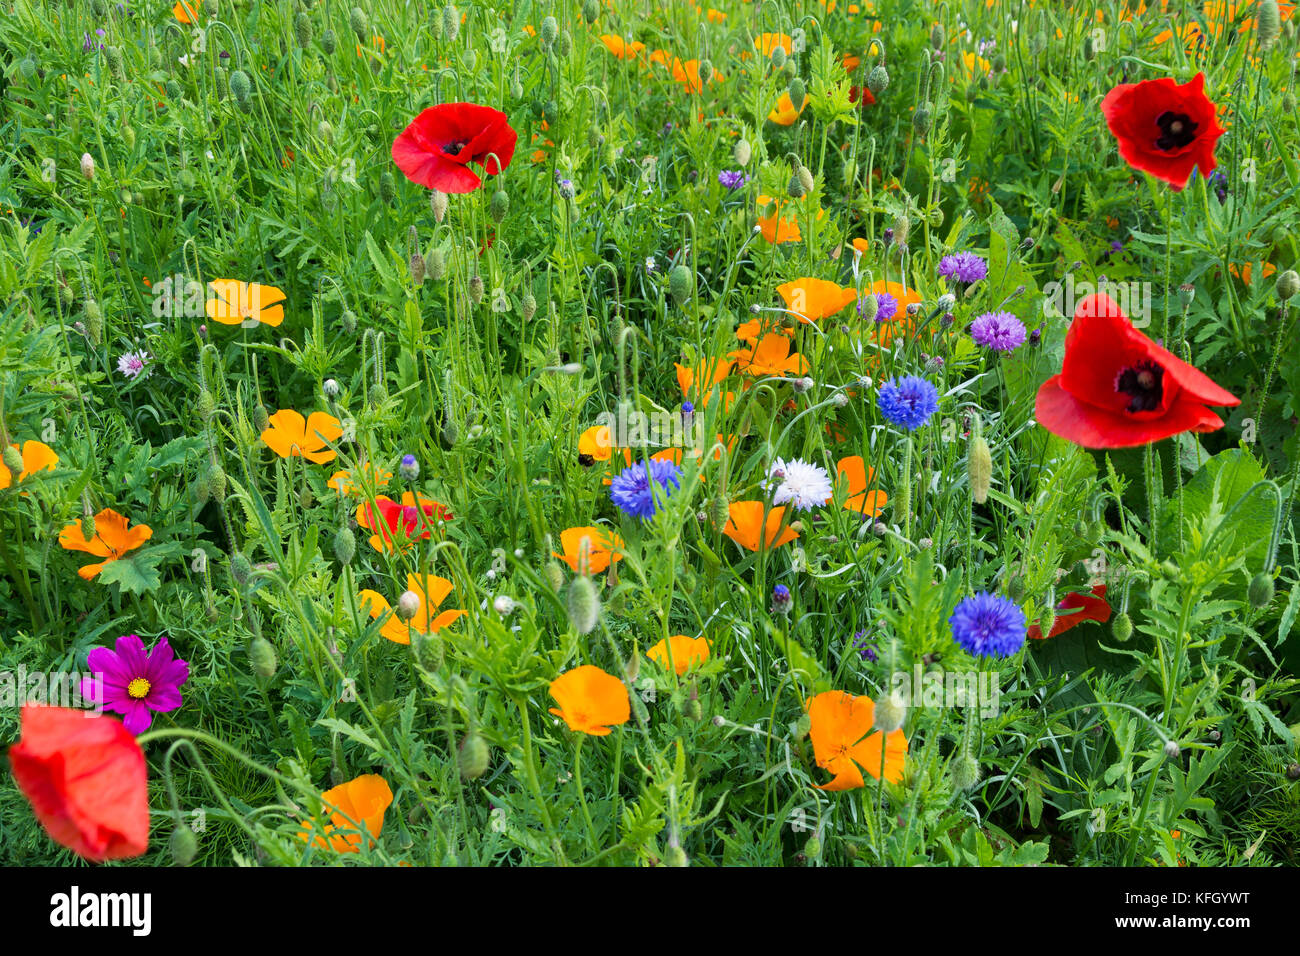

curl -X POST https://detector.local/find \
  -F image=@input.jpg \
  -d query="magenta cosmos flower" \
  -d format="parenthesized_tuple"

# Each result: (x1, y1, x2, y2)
(80, 635, 190, 733)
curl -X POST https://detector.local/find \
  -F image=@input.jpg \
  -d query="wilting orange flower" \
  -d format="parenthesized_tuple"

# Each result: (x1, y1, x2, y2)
(647, 634, 711, 674)
(261, 410, 343, 464)
(356, 492, 453, 553)
(778, 277, 857, 324)
(722, 501, 799, 551)
(549, 665, 631, 736)
(205, 280, 287, 327)
(58, 508, 153, 580)
(599, 35, 645, 59)
(173, 0, 200, 23)
(358, 573, 465, 644)
(805, 691, 908, 790)
(578, 425, 614, 462)
(670, 58, 723, 93)
(1, 440, 58, 490)
(754, 33, 793, 57)
(553, 526, 623, 574)
(768, 91, 809, 125)
(298, 774, 393, 853)
(835, 456, 889, 516)
(327, 462, 392, 495)
(728, 333, 809, 378)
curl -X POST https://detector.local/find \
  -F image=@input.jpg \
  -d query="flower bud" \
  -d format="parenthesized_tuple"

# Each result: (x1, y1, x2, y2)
(104, 45, 124, 79)
(294, 11, 313, 48)
(540, 15, 559, 45)
(425, 248, 446, 281)
(80, 153, 95, 180)
(412, 630, 445, 670)
(544, 559, 565, 592)
(458, 732, 490, 780)
(379, 170, 396, 204)
(770, 46, 787, 70)
(170, 826, 198, 866)
(872, 691, 906, 733)
(734, 138, 751, 166)
(913, 106, 931, 134)
(566, 573, 601, 634)
(469, 274, 485, 304)
(3, 445, 26, 476)
(951, 748, 981, 790)
(490, 188, 509, 224)
(396, 589, 421, 622)
(1038, 589, 1057, 639)
(1275, 269, 1299, 301)
(668, 264, 694, 306)
(930, 24, 945, 48)
(787, 76, 806, 109)
(249, 636, 277, 678)
(968, 434, 992, 504)
(1287, 763, 1300, 781)
(409, 253, 426, 286)
(787, 170, 806, 198)
(1257, 0, 1281, 48)
(521, 291, 538, 321)
(333, 527, 356, 565)
(1111, 611, 1132, 642)
(349, 6, 370, 41)
(430, 189, 448, 222)
(1164, 739, 1181, 759)
(1248, 571, 1275, 609)
(797, 164, 815, 195)
(866, 65, 890, 94)
(229, 68, 251, 105)
(582, 0, 599, 23)
(442, 4, 460, 42)
(321, 29, 337, 54)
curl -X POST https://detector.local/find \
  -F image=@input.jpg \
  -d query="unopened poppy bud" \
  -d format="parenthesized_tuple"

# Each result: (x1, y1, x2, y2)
(396, 589, 421, 622)
(1083, 35, 1096, 60)
(348, 5, 370, 40)
(378, 170, 396, 205)
(409, 253, 426, 285)
(951, 748, 981, 790)
(104, 45, 124, 79)
(165, 79, 182, 102)
(582, 0, 599, 22)
(84, 299, 103, 344)
(873, 691, 906, 732)
(170, 825, 198, 866)
(1287, 763, 1300, 781)
(458, 732, 490, 780)
(229, 68, 251, 104)
(341, 309, 357, 334)
(991, 54, 1006, 74)
(540, 15, 559, 44)
(293, 11, 313, 48)
(249, 636, 277, 678)
(254, 402, 269, 432)
(469, 274, 485, 304)
(913, 106, 931, 134)
(668, 264, 694, 306)
(930, 23, 945, 48)
(441, 420, 459, 446)
(425, 248, 445, 281)
(968, 434, 991, 504)
(80, 152, 95, 180)
(787, 75, 806, 107)
(332, 527, 355, 565)
(321, 28, 337, 54)
(798, 165, 815, 194)
(3, 445, 26, 476)
(866, 64, 889, 94)
(787, 170, 806, 198)
(1257, 0, 1281, 48)
(1164, 739, 1181, 759)
(566, 574, 601, 634)
(1248, 571, 1275, 609)
(299, 484, 313, 509)
(80, 511, 96, 541)
(1275, 269, 1299, 301)
(441, 3, 459, 41)
(1111, 611, 1132, 642)
(208, 464, 226, 503)
(521, 292, 538, 321)
(544, 559, 565, 592)
(1038, 589, 1057, 638)
(489, 188, 509, 224)
(412, 630, 445, 670)
(858, 294, 878, 322)
(430, 189, 448, 222)
(734, 138, 752, 166)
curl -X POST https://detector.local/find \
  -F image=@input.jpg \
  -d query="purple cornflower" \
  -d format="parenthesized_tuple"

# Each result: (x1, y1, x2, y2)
(116, 350, 149, 379)
(877, 375, 939, 430)
(718, 169, 748, 190)
(610, 457, 681, 519)
(80, 635, 190, 733)
(852, 631, 878, 662)
(970, 311, 1027, 352)
(949, 592, 1025, 658)
(83, 29, 106, 52)
(771, 584, 792, 614)
(938, 251, 988, 284)
(399, 454, 419, 481)
(868, 292, 898, 323)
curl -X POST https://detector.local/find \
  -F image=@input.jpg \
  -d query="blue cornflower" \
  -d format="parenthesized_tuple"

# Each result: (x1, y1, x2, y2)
(771, 583, 792, 614)
(970, 310, 1027, 352)
(718, 169, 748, 190)
(938, 251, 988, 284)
(876, 375, 939, 430)
(869, 292, 898, 323)
(610, 457, 681, 520)
(949, 592, 1026, 658)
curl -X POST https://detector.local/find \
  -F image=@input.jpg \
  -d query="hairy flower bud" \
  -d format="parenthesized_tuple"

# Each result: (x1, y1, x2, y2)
(1111, 611, 1133, 642)
(566, 573, 601, 634)
(458, 732, 490, 780)
(249, 636, 277, 678)
(668, 264, 694, 306)
(430, 189, 449, 222)
(333, 527, 356, 565)
(321, 28, 337, 54)
(1275, 269, 1299, 301)
(489, 188, 509, 224)
(170, 825, 198, 866)
(872, 691, 906, 733)
(734, 138, 752, 166)
(866, 65, 890, 95)
(968, 434, 992, 504)
(1248, 571, 1275, 609)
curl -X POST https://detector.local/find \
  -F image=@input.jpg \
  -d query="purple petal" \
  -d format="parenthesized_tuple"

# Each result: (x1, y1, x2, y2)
(79, 676, 103, 704)
(147, 686, 183, 711)
(143, 637, 176, 682)
(114, 634, 149, 675)
(155, 656, 190, 691)
(86, 646, 130, 684)
(122, 699, 153, 734)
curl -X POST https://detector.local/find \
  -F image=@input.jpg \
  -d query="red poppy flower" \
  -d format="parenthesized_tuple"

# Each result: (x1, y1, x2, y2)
(1034, 293, 1238, 448)
(391, 102, 517, 193)
(8, 705, 149, 861)
(1028, 585, 1112, 640)
(1100, 72, 1225, 191)
(849, 85, 876, 107)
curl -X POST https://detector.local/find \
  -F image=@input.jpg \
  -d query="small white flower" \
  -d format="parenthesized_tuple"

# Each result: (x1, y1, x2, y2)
(116, 350, 149, 379)
(645, 256, 657, 273)
(765, 457, 833, 512)
(494, 595, 516, 616)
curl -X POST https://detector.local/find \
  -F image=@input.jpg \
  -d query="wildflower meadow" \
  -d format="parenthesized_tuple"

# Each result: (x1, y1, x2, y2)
(3, 0, 1300, 885)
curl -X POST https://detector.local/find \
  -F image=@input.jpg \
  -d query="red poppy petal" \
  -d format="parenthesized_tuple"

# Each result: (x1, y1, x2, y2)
(1035, 375, 1225, 448)
(1028, 586, 1112, 640)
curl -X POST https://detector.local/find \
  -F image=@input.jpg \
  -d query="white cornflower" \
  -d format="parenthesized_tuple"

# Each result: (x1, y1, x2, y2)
(765, 457, 833, 512)
(116, 350, 149, 379)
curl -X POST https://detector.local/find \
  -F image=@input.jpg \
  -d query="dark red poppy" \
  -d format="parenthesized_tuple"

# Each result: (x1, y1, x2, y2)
(1100, 72, 1224, 191)
(1035, 293, 1238, 448)
(8, 705, 149, 861)
(391, 102, 517, 193)
(849, 85, 876, 107)
(1028, 585, 1112, 640)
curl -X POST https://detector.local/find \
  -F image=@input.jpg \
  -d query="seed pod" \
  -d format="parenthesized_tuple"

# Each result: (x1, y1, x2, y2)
(249, 636, 277, 678)
(294, 11, 313, 48)
(333, 527, 356, 565)
(668, 264, 693, 306)
(170, 826, 198, 866)
(458, 732, 490, 780)
(566, 574, 601, 634)
(442, 4, 459, 42)
(1248, 571, 1275, 609)
(521, 291, 538, 321)
(321, 29, 337, 54)
(968, 434, 991, 503)
(425, 248, 446, 281)
(349, 6, 370, 41)
(866, 65, 890, 94)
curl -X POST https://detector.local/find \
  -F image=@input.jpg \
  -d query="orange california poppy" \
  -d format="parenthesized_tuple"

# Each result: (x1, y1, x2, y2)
(754, 33, 793, 57)
(722, 500, 799, 551)
(553, 526, 624, 574)
(599, 35, 645, 59)
(548, 665, 631, 736)
(805, 690, 908, 789)
(355, 492, 453, 553)
(58, 508, 153, 580)
(842, 54, 862, 72)
(675, 357, 734, 401)
(835, 456, 889, 516)
(646, 634, 711, 675)
(768, 91, 809, 126)
(756, 194, 801, 244)
(1228, 261, 1276, 286)
(205, 280, 287, 328)
(735, 318, 794, 345)
(706, 8, 727, 22)
(728, 333, 809, 378)
(578, 425, 614, 462)
(1, 440, 59, 490)
(326, 462, 392, 496)
(777, 278, 857, 324)
(358, 573, 465, 645)
(173, 0, 199, 23)
(298, 774, 393, 853)
(670, 58, 723, 94)
(261, 410, 343, 464)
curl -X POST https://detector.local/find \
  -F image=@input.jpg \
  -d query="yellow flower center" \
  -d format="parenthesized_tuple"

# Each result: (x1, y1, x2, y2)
(127, 677, 151, 699)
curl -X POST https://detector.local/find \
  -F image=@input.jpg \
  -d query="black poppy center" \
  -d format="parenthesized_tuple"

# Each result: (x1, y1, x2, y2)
(1115, 360, 1165, 413)
(442, 139, 469, 155)
(1154, 111, 1198, 151)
